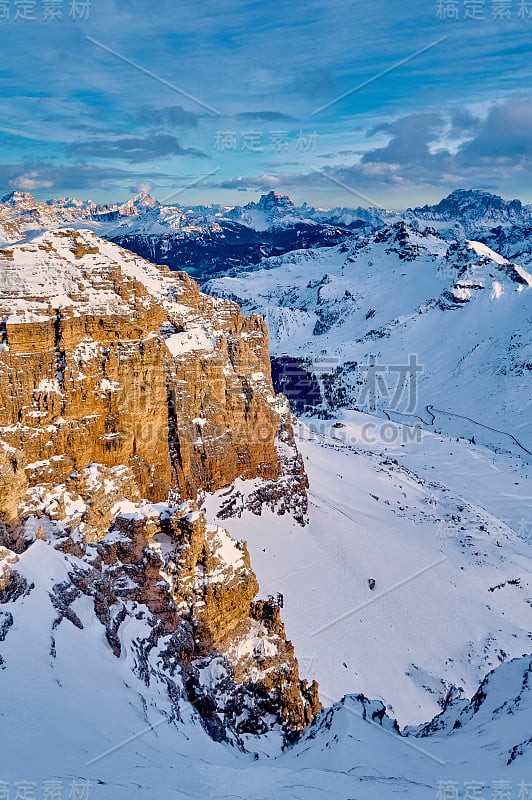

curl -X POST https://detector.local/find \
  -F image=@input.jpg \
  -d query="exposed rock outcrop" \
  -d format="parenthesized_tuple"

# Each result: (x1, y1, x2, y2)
(0, 547, 18, 591)
(0, 229, 305, 539)
(23, 501, 319, 743)
(0, 229, 317, 743)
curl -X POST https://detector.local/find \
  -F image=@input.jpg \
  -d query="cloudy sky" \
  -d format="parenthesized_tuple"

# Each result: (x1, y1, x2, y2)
(2, 0, 532, 208)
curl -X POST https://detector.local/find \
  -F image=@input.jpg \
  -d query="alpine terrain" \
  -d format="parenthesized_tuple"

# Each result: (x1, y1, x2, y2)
(0, 189, 530, 799)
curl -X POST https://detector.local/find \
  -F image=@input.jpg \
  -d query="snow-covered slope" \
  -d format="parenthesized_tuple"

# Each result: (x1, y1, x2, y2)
(206, 222, 532, 448)
(1, 505, 530, 799)
(204, 413, 532, 726)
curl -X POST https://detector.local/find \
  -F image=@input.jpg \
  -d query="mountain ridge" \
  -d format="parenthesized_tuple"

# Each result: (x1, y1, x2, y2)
(0, 227, 318, 743)
(3, 185, 532, 277)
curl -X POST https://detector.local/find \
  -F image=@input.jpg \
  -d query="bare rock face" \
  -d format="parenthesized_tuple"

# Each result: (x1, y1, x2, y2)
(213, 419, 309, 526)
(0, 230, 171, 516)
(59, 501, 320, 743)
(20, 463, 142, 545)
(0, 547, 18, 591)
(0, 229, 317, 744)
(0, 229, 305, 536)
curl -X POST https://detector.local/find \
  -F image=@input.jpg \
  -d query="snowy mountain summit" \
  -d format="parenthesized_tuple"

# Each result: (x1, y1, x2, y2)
(0, 190, 39, 207)
(226, 191, 300, 230)
(413, 188, 532, 227)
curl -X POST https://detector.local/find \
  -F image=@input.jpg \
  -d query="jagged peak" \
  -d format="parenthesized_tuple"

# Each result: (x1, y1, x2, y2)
(1, 190, 38, 206)
(120, 191, 159, 211)
(253, 190, 295, 211)
(46, 196, 92, 209)
(415, 188, 526, 219)
(134, 190, 158, 204)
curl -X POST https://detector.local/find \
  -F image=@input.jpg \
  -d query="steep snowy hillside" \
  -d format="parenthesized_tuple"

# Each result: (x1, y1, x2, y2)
(1, 516, 529, 799)
(206, 222, 532, 448)
(410, 189, 532, 265)
(204, 414, 532, 725)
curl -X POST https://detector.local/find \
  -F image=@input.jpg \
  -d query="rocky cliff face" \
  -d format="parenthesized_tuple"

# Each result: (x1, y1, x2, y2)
(0, 228, 306, 532)
(0, 228, 317, 743)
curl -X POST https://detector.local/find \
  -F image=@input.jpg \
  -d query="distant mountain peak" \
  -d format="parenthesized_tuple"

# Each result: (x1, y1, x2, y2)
(1, 190, 38, 206)
(118, 191, 159, 216)
(223, 191, 300, 232)
(254, 191, 295, 212)
(47, 196, 93, 209)
(131, 190, 159, 207)
(416, 188, 526, 220)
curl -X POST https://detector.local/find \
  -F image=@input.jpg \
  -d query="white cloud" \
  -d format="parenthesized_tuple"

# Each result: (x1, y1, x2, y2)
(11, 173, 53, 191)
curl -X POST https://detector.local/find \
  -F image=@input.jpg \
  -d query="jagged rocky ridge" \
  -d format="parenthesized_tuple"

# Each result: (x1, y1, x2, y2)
(0, 190, 356, 281)
(4, 187, 532, 279)
(0, 228, 318, 744)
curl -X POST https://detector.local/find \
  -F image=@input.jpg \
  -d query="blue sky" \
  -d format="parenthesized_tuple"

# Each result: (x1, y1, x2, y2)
(2, 0, 532, 208)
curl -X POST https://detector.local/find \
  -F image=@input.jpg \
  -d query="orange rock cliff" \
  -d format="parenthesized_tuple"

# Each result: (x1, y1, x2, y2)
(0, 229, 319, 744)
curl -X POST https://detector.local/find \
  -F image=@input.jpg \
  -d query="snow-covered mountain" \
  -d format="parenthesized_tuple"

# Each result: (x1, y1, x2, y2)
(0, 190, 358, 279)
(4, 185, 532, 275)
(0, 190, 94, 246)
(101, 192, 357, 279)
(226, 191, 303, 230)
(412, 188, 532, 229)
(0, 208, 530, 798)
(206, 221, 532, 450)
(409, 189, 532, 266)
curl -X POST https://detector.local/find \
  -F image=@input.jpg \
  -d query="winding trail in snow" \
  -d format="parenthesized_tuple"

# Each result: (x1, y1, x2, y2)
(372, 403, 531, 459)
(425, 405, 532, 457)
